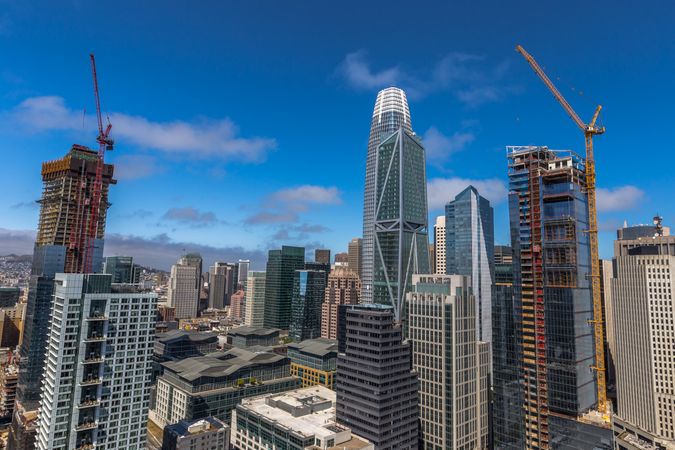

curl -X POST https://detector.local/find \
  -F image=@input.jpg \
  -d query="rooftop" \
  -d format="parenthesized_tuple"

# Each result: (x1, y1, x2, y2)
(287, 338, 338, 358)
(157, 329, 218, 345)
(166, 416, 228, 437)
(228, 325, 280, 337)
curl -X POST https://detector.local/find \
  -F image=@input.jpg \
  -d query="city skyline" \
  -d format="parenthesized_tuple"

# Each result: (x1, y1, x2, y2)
(1, 2, 674, 270)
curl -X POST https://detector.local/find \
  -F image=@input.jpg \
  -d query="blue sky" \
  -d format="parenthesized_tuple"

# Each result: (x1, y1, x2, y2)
(1, 1, 674, 269)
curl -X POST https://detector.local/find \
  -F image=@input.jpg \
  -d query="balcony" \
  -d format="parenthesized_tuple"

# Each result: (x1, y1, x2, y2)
(76, 445, 95, 450)
(86, 313, 107, 321)
(83, 334, 106, 343)
(75, 421, 97, 432)
(80, 377, 102, 386)
(77, 399, 100, 409)
(82, 355, 104, 365)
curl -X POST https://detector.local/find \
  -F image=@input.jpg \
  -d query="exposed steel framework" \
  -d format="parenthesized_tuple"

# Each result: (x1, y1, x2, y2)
(516, 45, 608, 417)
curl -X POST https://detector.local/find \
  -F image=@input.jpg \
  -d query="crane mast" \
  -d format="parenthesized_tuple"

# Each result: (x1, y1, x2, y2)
(516, 45, 608, 415)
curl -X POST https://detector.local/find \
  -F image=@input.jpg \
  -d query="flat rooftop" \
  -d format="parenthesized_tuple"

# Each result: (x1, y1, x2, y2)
(228, 325, 280, 337)
(287, 338, 338, 357)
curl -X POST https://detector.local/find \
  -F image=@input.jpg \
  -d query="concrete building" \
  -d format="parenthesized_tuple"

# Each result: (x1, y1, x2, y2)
(228, 289, 245, 321)
(433, 216, 446, 275)
(209, 262, 236, 310)
(445, 185, 494, 344)
(227, 326, 280, 349)
(288, 339, 338, 389)
(612, 222, 675, 446)
(168, 254, 202, 319)
(347, 238, 362, 279)
(407, 275, 489, 449)
(231, 386, 373, 450)
(162, 417, 229, 450)
(152, 347, 301, 426)
(321, 267, 360, 340)
(153, 330, 218, 381)
(35, 273, 157, 450)
(334, 253, 348, 266)
(103, 255, 141, 284)
(362, 87, 413, 305)
(237, 260, 250, 290)
(315, 249, 331, 265)
(264, 246, 305, 330)
(335, 304, 419, 450)
(0, 359, 18, 420)
(244, 271, 265, 327)
(290, 269, 327, 342)
(0, 287, 20, 308)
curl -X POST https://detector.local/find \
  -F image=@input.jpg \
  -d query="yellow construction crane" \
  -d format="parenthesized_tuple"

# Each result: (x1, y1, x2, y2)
(515, 44, 608, 415)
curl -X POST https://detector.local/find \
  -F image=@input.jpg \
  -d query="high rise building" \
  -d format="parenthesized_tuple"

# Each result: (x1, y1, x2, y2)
(612, 221, 675, 445)
(321, 266, 360, 340)
(236, 259, 250, 289)
(506, 146, 601, 449)
(35, 273, 156, 450)
(263, 246, 305, 329)
(10, 145, 116, 449)
(407, 275, 489, 449)
(362, 87, 413, 305)
(335, 304, 419, 449)
(244, 271, 266, 327)
(0, 287, 20, 308)
(445, 185, 494, 343)
(287, 338, 338, 389)
(167, 254, 202, 319)
(289, 269, 327, 342)
(228, 289, 245, 321)
(371, 127, 430, 320)
(433, 216, 446, 275)
(334, 252, 349, 265)
(314, 249, 331, 265)
(208, 262, 236, 310)
(347, 238, 362, 279)
(599, 258, 616, 408)
(428, 243, 435, 274)
(103, 255, 140, 284)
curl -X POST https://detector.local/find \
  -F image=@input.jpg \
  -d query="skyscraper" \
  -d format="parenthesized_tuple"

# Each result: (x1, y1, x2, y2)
(103, 255, 140, 284)
(35, 273, 156, 449)
(362, 87, 413, 304)
(372, 127, 430, 320)
(433, 216, 446, 274)
(244, 271, 266, 327)
(314, 249, 331, 265)
(335, 304, 419, 450)
(506, 146, 600, 449)
(208, 262, 236, 309)
(407, 274, 489, 449)
(321, 266, 360, 340)
(167, 254, 202, 319)
(612, 220, 675, 446)
(11, 145, 116, 449)
(289, 269, 327, 342)
(263, 246, 305, 329)
(237, 259, 250, 289)
(445, 186, 494, 344)
(347, 238, 362, 279)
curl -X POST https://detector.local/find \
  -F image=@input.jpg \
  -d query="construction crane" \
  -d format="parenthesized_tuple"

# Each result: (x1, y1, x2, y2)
(83, 53, 114, 273)
(515, 45, 608, 415)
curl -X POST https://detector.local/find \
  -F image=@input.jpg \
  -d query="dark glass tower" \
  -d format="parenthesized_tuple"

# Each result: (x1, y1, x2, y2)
(362, 87, 413, 304)
(263, 246, 305, 329)
(289, 269, 327, 342)
(372, 128, 430, 321)
(335, 304, 419, 450)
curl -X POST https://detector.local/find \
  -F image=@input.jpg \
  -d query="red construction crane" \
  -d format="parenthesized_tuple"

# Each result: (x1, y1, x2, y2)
(83, 53, 114, 273)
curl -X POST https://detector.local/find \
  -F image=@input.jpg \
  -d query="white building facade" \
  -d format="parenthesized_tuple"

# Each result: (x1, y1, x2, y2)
(244, 271, 266, 327)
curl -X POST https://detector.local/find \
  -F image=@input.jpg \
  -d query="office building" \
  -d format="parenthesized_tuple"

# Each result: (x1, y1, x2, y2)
(305, 261, 331, 287)
(162, 417, 230, 450)
(407, 275, 489, 449)
(228, 289, 245, 321)
(599, 258, 617, 408)
(10, 145, 116, 450)
(371, 126, 430, 320)
(362, 87, 413, 305)
(151, 347, 301, 426)
(227, 326, 280, 349)
(290, 269, 327, 342)
(0, 305, 21, 349)
(334, 253, 348, 265)
(321, 267, 360, 340)
(433, 216, 446, 275)
(209, 262, 236, 310)
(347, 238, 362, 279)
(445, 185, 494, 343)
(506, 146, 600, 449)
(315, 249, 331, 265)
(264, 246, 305, 329)
(612, 221, 675, 445)
(103, 255, 140, 284)
(237, 260, 250, 289)
(0, 287, 20, 308)
(288, 338, 338, 389)
(429, 243, 436, 273)
(244, 272, 265, 327)
(168, 254, 202, 319)
(231, 386, 373, 450)
(335, 304, 418, 449)
(153, 329, 218, 381)
(35, 273, 156, 450)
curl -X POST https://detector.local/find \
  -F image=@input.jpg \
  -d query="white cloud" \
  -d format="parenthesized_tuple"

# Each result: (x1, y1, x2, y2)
(338, 50, 401, 90)
(596, 185, 644, 212)
(427, 177, 507, 210)
(6, 96, 276, 163)
(423, 127, 474, 165)
(162, 207, 218, 227)
(113, 154, 166, 180)
(245, 185, 341, 227)
(270, 185, 341, 205)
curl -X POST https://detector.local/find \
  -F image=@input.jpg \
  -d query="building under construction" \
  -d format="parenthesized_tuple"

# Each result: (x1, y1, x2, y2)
(498, 146, 611, 449)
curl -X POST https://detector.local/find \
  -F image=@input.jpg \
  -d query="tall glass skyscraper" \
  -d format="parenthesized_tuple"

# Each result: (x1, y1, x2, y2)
(289, 269, 327, 342)
(445, 186, 494, 343)
(372, 128, 430, 321)
(263, 246, 305, 329)
(362, 87, 412, 305)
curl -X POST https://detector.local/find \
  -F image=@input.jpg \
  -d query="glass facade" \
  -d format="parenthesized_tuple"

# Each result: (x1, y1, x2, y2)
(373, 129, 430, 321)
(263, 246, 305, 329)
(289, 269, 326, 342)
(362, 87, 413, 304)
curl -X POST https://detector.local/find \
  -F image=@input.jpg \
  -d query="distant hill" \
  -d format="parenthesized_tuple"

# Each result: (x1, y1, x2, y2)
(0, 254, 32, 263)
